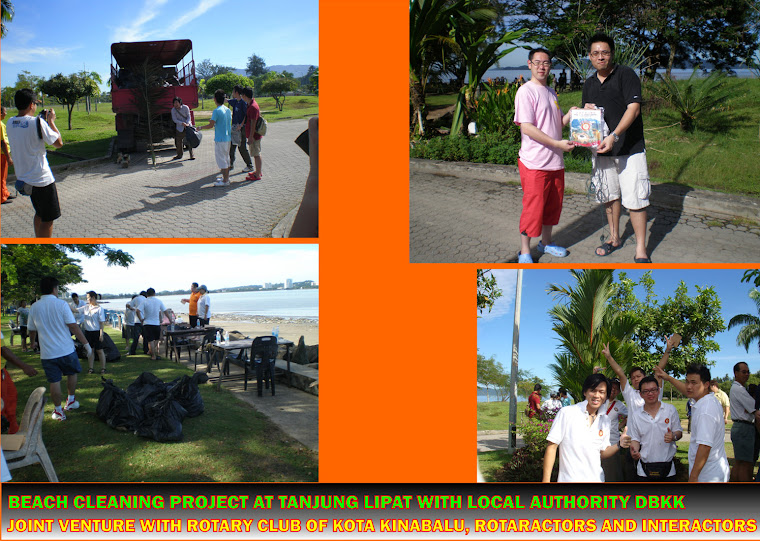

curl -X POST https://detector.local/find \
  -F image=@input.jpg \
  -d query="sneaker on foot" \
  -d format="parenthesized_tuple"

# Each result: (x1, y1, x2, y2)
(537, 241, 568, 257)
(64, 398, 80, 411)
(51, 410, 67, 421)
(213, 180, 230, 187)
(242, 165, 254, 173)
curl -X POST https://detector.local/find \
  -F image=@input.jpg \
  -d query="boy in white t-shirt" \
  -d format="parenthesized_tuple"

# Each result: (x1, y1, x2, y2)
(513, 49, 575, 263)
(5, 89, 63, 237)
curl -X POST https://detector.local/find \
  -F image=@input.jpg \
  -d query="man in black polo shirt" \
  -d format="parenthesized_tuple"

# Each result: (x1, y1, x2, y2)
(582, 34, 651, 263)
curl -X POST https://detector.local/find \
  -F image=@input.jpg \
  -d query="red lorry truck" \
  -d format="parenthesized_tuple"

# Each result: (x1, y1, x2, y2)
(110, 39, 198, 152)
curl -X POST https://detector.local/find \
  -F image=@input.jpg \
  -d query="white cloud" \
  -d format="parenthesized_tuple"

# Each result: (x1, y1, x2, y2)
(2, 46, 81, 63)
(111, 0, 171, 43)
(167, 0, 225, 34)
(478, 270, 518, 321)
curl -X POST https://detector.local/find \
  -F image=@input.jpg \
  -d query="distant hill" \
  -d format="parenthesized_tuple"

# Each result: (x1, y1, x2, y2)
(232, 65, 316, 78)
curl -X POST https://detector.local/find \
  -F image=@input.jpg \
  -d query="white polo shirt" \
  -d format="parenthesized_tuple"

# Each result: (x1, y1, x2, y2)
(689, 393, 730, 482)
(197, 294, 210, 319)
(628, 402, 680, 477)
(27, 295, 77, 360)
(547, 401, 611, 482)
(601, 398, 628, 445)
(76, 304, 106, 332)
(71, 299, 86, 324)
(623, 381, 664, 411)
(142, 296, 167, 325)
(129, 295, 146, 322)
(729, 381, 757, 422)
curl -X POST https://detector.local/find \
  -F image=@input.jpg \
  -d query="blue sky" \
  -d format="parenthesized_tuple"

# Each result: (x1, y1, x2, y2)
(478, 269, 760, 389)
(68, 244, 318, 295)
(1, 0, 318, 92)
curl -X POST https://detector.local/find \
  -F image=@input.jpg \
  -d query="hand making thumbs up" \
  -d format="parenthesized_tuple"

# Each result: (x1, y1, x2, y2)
(619, 426, 631, 448)
(664, 426, 674, 443)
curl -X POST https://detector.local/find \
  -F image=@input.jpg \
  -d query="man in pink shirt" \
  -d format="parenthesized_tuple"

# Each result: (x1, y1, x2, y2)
(241, 87, 263, 181)
(513, 49, 575, 263)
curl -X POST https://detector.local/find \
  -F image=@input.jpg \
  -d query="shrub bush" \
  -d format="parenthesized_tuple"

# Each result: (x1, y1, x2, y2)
(492, 415, 557, 482)
(410, 133, 520, 165)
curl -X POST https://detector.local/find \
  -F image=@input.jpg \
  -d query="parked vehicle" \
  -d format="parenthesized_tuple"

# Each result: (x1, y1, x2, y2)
(111, 40, 198, 152)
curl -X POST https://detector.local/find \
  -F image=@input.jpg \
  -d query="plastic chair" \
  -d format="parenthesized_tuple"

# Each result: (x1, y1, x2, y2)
(7, 323, 22, 346)
(5, 387, 59, 482)
(192, 329, 219, 372)
(245, 336, 279, 395)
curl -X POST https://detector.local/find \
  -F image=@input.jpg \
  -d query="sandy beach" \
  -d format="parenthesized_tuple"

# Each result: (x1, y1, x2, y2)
(174, 313, 318, 345)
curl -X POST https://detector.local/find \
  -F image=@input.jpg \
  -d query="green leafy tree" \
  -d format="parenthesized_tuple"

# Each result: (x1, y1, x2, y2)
(610, 271, 725, 377)
(246, 54, 268, 77)
(548, 269, 639, 401)
(39, 72, 100, 130)
(260, 77, 300, 111)
(727, 289, 760, 354)
(1, 245, 133, 303)
(477, 269, 502, 315)
(196, 59, 235, 80)
(741, 270, 760, 288)
(308, 67, 319, 95)
(1, 0, 13, 38)
(205, 73, 256, 99)
(477, 353, 503, 401)
(516, 371, 548, 401)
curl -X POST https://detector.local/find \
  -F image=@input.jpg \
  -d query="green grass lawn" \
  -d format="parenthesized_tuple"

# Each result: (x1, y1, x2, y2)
(2, 318, 317, 482)
(424, 78, 760, 197)
(477, 399, 527, 431)
(4, 95, 318, 166)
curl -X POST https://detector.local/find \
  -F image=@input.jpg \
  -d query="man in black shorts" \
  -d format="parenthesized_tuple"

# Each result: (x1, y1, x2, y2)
(6, 89, 64, 237)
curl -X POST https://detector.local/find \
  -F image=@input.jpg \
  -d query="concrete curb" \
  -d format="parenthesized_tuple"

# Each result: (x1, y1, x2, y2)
(411, 159, 760, 222)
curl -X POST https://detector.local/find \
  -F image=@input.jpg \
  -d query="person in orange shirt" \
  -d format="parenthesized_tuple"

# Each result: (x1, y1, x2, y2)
(181, 282, 201, 327)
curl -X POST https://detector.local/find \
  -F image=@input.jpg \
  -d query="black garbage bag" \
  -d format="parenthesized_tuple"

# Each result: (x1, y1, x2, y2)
(102, 333, 121, 362)
(166, 372, 208, 417)
(96, 378, 144, 431)
(126, 372, 169, 408)
(184, 125, 202, 148)
(135, 396, 188, 442)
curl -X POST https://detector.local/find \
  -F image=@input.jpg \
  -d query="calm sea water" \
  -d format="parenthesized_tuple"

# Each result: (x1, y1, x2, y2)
(102, 289, 318, 319)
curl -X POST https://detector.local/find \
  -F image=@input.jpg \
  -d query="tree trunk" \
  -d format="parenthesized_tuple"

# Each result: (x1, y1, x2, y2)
(666, 43, 676, 79)
(67, 105, 74, 130)
(410, 77, 426, 136)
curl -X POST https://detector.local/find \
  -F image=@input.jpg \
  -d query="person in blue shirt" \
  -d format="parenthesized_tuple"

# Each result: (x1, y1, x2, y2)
(227, 85, 253, 173)
(198, 89, 233, 186)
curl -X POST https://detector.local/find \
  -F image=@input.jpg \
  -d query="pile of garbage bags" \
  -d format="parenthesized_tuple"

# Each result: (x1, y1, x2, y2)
(96, 372, 208, 442)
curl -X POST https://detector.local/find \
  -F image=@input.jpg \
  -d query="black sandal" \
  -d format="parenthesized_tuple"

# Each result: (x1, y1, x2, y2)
(88, 368, 94, 374)
(595, 242, 621, 257)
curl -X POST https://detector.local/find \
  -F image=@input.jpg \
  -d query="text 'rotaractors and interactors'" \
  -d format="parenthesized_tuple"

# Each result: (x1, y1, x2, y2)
(5, 493, 758, 535)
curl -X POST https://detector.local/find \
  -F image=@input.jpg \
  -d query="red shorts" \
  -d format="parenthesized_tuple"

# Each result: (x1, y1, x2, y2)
(518, 160, 564, 238)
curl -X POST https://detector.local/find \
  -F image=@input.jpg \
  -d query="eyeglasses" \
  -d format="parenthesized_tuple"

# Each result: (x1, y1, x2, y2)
(590, 51, 611, 58)
(530, 60, 552, 67)
(640, 388, 659, 395)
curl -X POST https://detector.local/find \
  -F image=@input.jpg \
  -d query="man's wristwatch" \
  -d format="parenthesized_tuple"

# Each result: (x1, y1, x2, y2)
(611, 132, 620, 142)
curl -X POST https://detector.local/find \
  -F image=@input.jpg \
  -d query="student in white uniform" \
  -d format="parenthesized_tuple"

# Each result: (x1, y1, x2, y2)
(543, 374, 631, 482)
(728, 362, 759, 482)
(628, 375, 682, 481)
(599, 378, 629, 481)
(656, 364, 730, 482)
(71, 291, 107, 374)
(601, 333, 680, 411)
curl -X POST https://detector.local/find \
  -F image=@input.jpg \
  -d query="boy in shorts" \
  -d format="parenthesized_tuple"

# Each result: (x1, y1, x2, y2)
(198, 89, 233, 187)
(513, 49, 575, 263)
(6, 89, 64, 237)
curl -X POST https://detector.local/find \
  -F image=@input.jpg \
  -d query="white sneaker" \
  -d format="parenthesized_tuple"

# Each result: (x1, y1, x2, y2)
(64, 398, 80, 411)
(242, 165, 254, 173)
(213, 180, 230, 187)
(52, 410, 67, 421)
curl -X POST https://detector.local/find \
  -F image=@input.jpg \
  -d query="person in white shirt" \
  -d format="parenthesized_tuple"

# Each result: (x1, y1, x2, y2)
(628, 375, 682, 481)
(601, 333, 680, 410)
(71, 291, 107, 374)
(27, 277, 92, 421)
(599, 378, 629, 481)
(656, 364, 730, 482)
(128, 291, 149, 356)
(70, 293, 86, 327)
(543, 374, 631, 482)
(196, 285, 211, 325)
(728, 362, 760, 482)
(5, 89, 63, 237)
(142, 288, 171, 360)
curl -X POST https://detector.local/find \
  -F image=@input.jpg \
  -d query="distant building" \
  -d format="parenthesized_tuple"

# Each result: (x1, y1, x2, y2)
(264, 283, 273, 289)
(286, 279, 293, 289)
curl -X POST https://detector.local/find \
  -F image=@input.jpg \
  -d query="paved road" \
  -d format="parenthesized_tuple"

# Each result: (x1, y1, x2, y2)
(1, 119, 310, 238)
(410, 161, 760, 264)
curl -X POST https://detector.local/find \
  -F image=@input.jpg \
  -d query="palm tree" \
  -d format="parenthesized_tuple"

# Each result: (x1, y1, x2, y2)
(728, 289, 760, 353)
(547, 270, 638, 401)
(1, 0, 14, 38)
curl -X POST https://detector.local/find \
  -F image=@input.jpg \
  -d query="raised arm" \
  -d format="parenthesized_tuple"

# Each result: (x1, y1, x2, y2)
(655, 333, 681, 385)
(654, 366, 687, 396)
(602, 342, 629, 390)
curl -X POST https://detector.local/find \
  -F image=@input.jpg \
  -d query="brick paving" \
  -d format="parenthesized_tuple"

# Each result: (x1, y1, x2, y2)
(410, 162, 760, 264)
(1, 119, 310, 238)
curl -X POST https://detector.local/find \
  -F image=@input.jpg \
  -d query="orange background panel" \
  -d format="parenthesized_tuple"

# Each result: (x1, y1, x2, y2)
(320, 0, 476, 482)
